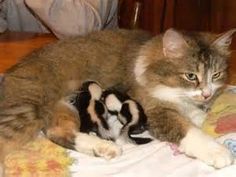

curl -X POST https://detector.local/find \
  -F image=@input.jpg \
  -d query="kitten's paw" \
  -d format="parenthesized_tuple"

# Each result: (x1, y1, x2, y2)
(180, 127, 233, 168)
(74, 133, 122, 159)
(94, 140, 122, 160)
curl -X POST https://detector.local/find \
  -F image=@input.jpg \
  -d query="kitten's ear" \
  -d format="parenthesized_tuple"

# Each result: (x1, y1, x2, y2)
(163, 28, 189, 58)
(211, 29, 236, 55)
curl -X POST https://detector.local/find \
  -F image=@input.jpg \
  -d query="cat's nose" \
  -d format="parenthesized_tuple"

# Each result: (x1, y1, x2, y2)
(202, 91, 211, 99)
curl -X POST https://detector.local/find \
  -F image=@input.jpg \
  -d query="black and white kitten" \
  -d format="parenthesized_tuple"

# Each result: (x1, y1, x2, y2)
(72, 81, 152, 144)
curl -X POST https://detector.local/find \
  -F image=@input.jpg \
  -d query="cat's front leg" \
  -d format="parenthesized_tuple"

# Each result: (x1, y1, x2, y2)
(179, 127, 233, 168)
(180, 103, 207, 127)
(147, 108, 233, 168)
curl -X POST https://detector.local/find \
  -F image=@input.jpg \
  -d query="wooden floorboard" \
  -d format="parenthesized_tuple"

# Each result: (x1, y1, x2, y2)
(0, 32, 57, 72)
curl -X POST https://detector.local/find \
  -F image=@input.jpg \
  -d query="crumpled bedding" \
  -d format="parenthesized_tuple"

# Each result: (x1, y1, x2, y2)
(68, 134, 236, 177)
(5, 135, 73, 177)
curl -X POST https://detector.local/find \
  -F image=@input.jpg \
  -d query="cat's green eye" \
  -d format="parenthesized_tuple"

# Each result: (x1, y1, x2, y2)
(212, 72, 221, 79)
(185, 73, 198, 81)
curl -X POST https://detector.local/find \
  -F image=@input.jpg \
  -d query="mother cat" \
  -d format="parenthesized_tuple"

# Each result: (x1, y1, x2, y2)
(0, 28, 235, 172)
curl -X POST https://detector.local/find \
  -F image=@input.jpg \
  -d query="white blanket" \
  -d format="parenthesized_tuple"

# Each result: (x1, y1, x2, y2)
(67, 133, 236, 177)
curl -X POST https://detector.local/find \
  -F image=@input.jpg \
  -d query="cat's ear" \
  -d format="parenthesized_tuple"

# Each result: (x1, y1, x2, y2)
(211, 29, 236, 55)
(163, 28, 189, 58)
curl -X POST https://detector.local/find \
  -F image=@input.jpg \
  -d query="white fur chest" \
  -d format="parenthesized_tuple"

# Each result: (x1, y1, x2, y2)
(150, 85, 207, 127)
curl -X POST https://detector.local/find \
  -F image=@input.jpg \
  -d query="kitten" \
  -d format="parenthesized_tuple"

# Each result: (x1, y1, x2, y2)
(0, 28, 235, 175)
(102, 89, 152, 144)
(72, 81, 114, 140)
(72, 81, 152, 144)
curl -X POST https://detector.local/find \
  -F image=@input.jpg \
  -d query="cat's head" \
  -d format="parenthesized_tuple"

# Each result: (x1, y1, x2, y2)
(134, 28, 236, 106)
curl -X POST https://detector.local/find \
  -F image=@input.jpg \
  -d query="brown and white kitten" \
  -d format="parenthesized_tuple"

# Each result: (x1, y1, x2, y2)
(0, 29, 235, 175)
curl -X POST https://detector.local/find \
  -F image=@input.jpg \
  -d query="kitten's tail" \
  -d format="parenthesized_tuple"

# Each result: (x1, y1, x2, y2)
(130, 136, 153, 145)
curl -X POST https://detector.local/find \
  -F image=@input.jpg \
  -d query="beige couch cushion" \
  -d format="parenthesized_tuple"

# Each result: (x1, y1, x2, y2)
(0, 0, 118, 38)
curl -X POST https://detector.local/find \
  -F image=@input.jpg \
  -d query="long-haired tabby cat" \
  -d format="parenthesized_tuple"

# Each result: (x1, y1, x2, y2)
(0, 28, 235, 174)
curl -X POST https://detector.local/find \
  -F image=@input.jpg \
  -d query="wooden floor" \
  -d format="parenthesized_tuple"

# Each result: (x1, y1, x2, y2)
(0, 31, 236, 84)
(0, 32, 57, 73)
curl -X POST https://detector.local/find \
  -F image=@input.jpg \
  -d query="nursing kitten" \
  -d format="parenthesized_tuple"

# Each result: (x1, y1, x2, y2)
(71, 81, 151, 144)
(0, 28, 235, 175)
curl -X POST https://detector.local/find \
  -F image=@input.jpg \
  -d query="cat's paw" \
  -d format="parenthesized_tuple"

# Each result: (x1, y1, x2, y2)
(94, 140, 122, 160)
(179, 127, 233, 168)
(196, 142, 232, 168)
